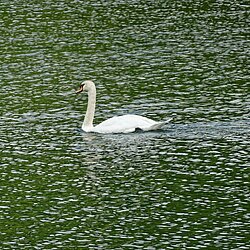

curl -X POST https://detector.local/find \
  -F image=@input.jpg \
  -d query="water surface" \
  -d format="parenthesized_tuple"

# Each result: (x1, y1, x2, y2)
(0, 1, 249, 249)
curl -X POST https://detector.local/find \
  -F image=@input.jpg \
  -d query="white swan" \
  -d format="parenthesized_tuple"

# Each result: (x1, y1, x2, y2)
(76, 80, 172, 134)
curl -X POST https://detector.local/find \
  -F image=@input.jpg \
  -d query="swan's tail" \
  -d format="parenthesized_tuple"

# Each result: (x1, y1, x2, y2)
(144, 117, 173, 131)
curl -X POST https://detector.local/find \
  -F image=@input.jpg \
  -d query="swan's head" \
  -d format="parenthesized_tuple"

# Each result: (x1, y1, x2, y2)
(76, 80, 95, 94)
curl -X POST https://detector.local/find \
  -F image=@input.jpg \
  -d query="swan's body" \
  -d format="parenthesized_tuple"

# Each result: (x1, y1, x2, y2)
(76, 80, 172, 134)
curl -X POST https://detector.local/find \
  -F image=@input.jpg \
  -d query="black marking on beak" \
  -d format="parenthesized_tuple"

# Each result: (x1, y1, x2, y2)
(76, 84, 84, 94)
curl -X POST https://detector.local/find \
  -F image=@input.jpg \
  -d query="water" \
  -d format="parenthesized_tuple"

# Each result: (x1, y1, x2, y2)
(1, 1, 249, 249)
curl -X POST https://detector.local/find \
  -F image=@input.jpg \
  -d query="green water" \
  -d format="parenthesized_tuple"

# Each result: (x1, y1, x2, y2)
(0, 1, 249, 249)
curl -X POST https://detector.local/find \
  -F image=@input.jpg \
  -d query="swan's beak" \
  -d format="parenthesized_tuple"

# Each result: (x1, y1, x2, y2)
(76, 85, 84, 94)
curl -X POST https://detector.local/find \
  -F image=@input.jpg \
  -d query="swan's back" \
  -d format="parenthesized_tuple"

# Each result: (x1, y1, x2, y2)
(92, 114, 163, 134)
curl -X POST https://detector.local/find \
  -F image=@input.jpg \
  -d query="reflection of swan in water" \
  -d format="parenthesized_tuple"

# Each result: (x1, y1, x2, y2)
(76, 80, 172, 134)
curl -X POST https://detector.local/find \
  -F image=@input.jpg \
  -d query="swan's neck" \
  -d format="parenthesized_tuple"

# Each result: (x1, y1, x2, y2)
(83, 88, 96, 131)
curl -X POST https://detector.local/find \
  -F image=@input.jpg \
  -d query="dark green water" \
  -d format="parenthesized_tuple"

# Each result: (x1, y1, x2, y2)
(0, 1, 249, 249)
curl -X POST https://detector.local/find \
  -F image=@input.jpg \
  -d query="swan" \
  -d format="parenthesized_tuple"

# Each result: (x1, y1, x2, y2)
(76, 80, 172, 134)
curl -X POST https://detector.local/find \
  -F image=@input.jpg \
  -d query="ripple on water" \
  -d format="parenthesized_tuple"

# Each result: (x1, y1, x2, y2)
(1, 0, 249, 249)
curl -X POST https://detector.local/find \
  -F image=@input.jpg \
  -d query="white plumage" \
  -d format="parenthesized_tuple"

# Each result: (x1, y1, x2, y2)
(76, 80, 172, 134)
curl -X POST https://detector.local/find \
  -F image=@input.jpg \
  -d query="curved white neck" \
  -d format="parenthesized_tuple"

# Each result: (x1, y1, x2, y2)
(83, 87, 96, 130)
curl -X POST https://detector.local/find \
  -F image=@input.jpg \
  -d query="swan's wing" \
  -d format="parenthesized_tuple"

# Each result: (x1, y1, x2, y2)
(93, 114, 168, 134)
(93, 115, 142, 133)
